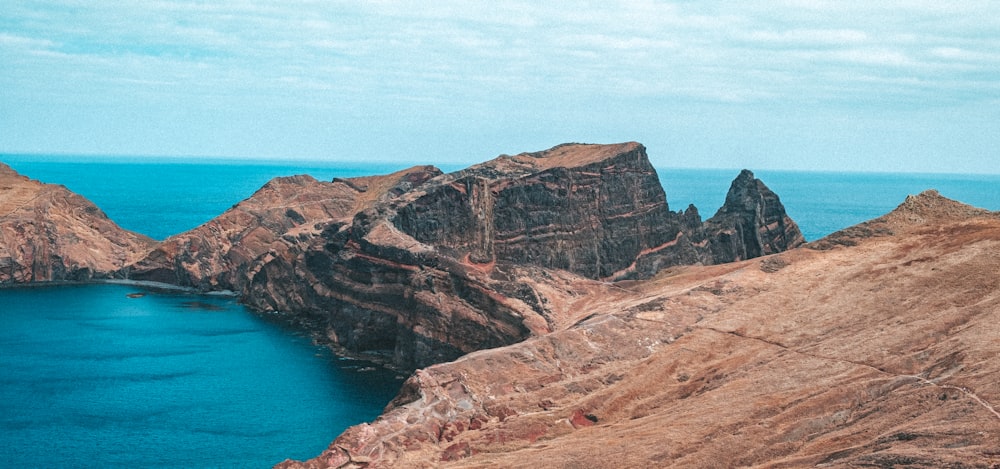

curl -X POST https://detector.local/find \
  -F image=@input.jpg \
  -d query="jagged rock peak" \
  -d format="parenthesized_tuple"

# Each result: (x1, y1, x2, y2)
(716, 169, 771, 215)
(702, 169, 805, 261)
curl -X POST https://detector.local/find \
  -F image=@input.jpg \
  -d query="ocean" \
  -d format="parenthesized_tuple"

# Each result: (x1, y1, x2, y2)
(1, 155, 999, 467)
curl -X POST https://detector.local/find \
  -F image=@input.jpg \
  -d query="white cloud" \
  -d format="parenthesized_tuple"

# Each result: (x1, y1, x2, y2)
(2, 0, 999, 169)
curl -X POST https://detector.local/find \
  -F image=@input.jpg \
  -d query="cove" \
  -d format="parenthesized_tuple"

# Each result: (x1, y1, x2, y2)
(0, 283, 403, 468)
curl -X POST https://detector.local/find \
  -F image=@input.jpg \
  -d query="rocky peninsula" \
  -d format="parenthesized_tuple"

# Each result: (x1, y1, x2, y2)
(123, 142, 803, 369)
(277, 190, 1000, 469)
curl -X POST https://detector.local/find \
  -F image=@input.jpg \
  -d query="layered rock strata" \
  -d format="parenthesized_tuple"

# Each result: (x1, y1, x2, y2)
(0, 162, 155, 283)
(196, 142, 804, 369)
(2, 144, 803, 372)
(279, 191, 1000, 468)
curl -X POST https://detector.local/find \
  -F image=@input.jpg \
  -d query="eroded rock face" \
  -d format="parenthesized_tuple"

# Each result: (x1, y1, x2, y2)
(231, 143, 804, 369)
(0, 162, 156, 283)
(3, 144, 804, 371)
(278, 192, 1000, 468)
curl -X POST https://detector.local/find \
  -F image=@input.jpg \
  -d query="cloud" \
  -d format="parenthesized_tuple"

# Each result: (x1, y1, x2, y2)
(2, 0, 999, 170)
(6, 0, 997, 107)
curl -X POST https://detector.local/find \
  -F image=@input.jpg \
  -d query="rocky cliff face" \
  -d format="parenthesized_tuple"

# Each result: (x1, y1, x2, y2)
(703, 168, 805, 261)
(278, 191, 1000, 469)
(0, 162, 155, 283)
(226, 142, 805, 369)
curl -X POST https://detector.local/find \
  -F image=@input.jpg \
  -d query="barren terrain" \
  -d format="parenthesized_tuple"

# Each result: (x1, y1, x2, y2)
(280, 190, 1000, 468)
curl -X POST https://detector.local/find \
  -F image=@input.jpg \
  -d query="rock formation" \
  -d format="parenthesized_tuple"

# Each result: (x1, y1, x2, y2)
(161, 142, 802, 369)
(278, 191, 1000, 468)
(0, 162, 155, 283)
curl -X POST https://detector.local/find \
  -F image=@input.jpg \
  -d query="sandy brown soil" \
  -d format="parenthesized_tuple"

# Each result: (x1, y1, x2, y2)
(280, 190, 1000, 468)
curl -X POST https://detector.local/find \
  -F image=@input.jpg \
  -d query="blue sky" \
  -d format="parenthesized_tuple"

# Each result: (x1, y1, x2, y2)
(2, 1, 999, 173)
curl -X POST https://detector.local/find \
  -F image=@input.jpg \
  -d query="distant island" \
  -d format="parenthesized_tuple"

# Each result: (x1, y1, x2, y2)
(2, 143, 997, 467)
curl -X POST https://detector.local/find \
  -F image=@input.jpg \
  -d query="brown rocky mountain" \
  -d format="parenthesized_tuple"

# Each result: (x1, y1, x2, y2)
(0, 162, 155, 283)
(156, 142, 803, 369)
(277, 190, 1000, 469)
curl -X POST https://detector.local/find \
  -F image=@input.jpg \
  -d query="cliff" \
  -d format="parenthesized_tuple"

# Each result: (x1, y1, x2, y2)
(215, 142, 804, 369)
(0, 162, 155, 283)
(278, 191, 1000, 468)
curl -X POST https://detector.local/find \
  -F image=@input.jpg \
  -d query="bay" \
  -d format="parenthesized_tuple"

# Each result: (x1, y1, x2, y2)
(0, 284, 401, 468)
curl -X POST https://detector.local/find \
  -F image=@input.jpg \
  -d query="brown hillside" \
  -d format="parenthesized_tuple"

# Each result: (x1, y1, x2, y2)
(279, 190, 1000, 468)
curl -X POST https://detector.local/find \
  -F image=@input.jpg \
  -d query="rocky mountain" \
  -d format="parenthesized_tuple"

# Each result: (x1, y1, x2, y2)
(0, 162, 155, 283)
(277, 190, 1000, 468)
(157, 142, 803, 369)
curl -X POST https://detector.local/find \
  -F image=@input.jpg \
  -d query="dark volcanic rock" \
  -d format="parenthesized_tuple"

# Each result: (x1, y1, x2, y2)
(0, 162, 156, 283)
(127, 166, 442, 291)
(702, 169, 805, 262)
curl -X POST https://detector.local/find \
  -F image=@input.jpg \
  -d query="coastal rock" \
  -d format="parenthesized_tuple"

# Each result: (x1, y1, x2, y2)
(278, 192, 1000, 468)
(0, 162, 155, 283)
(233, 142, 804, 368)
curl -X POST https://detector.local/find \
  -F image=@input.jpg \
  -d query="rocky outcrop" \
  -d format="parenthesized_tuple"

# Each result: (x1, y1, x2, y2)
(0, 162, 155, 283)
(278, 191, 1000, 468)
(703, 168, 805, 261)
(230, 143, 804, 369)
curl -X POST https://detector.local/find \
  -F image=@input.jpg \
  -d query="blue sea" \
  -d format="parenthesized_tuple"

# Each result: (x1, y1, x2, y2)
(1, 155, 999, 468)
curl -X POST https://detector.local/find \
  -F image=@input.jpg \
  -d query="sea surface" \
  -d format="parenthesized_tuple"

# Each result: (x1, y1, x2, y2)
(0, 285, 400, 468)
(1, 155, 999, 468)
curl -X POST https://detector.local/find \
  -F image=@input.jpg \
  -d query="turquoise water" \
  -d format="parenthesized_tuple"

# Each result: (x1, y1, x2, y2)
(0, 284, 401, 468)
(1, 155, 998, 467)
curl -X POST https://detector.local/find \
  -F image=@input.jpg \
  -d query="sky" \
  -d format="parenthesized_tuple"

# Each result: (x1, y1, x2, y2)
(2, 1, 999, 173)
